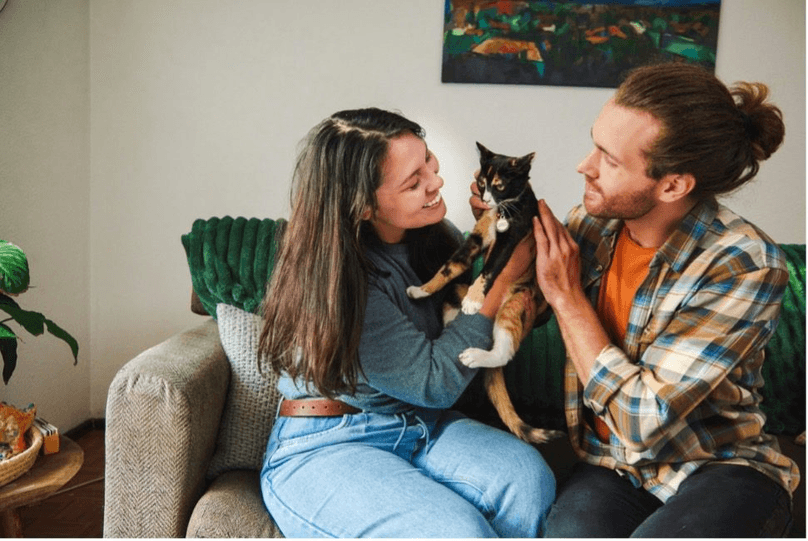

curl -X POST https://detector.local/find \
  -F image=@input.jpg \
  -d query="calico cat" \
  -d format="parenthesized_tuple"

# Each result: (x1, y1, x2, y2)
(407, 142, 563, 444)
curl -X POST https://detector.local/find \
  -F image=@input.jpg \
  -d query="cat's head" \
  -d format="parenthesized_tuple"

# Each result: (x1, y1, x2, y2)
(475, 142, 535, 207)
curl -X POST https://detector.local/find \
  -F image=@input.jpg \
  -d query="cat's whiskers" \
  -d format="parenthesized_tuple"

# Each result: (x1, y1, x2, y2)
(495, 192, 528, 221)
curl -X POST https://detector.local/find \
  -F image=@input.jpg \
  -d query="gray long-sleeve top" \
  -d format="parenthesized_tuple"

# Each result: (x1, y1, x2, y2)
(277, 228, 494, 414)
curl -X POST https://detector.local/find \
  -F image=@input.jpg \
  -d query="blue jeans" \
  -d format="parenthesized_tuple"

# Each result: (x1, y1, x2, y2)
(260, 408, 556, 537)
(543, 462, 793, 537)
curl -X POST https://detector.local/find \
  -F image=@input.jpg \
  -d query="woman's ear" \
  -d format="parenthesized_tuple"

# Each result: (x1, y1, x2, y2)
(361, 206, 373, 221)
(657, 173, 696, 203)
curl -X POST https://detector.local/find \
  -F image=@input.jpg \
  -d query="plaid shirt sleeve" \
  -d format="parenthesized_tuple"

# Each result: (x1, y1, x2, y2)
(564, 201, 800, 501)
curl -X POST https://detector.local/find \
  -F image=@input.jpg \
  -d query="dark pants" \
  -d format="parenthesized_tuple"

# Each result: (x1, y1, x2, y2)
(543, 462, 792, 537)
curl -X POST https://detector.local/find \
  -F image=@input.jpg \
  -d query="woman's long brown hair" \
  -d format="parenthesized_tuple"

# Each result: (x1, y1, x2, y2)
(258, 108, 454, 398)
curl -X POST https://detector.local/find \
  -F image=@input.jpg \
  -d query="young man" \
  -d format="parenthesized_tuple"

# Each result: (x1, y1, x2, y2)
(532, 63, 799, 536)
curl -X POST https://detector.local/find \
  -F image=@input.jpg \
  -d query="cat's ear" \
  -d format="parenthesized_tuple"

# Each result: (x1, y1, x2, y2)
(476, 142, 492, 158)
(513, 152, 535, 174)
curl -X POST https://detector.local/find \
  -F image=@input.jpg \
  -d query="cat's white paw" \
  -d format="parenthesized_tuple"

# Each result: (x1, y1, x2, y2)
(407, 286, 429, 299)
(459, 347, 508, 368)
(461, 297, 483, 314)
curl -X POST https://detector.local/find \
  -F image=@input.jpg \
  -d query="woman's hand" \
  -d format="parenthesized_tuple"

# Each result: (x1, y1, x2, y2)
(479, 233, 536, 319)
(469, 178, 489, 221)
(532, 199, 583, 310)
(499, 234, 537, 283)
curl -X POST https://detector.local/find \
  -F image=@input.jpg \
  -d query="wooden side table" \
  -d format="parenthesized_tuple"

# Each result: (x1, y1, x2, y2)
(0, 436, 84, 537)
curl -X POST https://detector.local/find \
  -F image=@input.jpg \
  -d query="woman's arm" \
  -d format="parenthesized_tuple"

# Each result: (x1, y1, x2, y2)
(358, 285, 493, 409)
(356, 217, 536, 408)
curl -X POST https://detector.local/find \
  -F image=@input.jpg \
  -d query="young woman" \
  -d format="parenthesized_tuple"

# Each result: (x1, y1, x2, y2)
(257, 108, 555, 538)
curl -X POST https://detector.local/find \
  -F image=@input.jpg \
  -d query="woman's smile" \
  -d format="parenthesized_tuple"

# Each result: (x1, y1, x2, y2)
(424, 193, 443, 208)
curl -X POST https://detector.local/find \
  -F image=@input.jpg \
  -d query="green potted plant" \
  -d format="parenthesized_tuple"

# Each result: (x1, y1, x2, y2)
(0, 240, 78, 384)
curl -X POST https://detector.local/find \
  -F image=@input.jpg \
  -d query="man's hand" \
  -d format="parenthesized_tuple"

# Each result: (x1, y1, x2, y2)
(532, 199, 583, 309)
(532, 199, 609, 383)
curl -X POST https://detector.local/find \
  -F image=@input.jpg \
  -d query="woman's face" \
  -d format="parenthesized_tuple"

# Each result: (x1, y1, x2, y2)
(370, 132, 446, 243)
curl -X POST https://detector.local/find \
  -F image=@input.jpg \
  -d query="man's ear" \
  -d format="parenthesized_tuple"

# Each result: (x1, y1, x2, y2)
(657, 173, 695, 203)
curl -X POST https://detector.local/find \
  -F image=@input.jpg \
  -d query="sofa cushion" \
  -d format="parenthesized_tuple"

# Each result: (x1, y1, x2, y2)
(186, 469, 282, 538)
(759, 244, 806, 435)
(182, 217, 285, 318)
(207, 303, 280, 479)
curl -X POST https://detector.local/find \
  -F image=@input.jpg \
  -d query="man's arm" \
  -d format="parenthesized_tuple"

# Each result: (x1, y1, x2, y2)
(533, 199, 788, 452)
(532, 199, 610, 383)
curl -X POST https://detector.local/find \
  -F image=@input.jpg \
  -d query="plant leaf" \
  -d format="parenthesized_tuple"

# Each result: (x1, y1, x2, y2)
(0, 240, 30, 295)
(0, 303, 45, 335)
(0, 293, 20, 310)
(0, 327, 17, 384)
(44, 318, 79, 363)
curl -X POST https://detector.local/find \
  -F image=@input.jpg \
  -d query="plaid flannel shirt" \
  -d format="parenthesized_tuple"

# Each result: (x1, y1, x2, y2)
(564, 199, 800, 502)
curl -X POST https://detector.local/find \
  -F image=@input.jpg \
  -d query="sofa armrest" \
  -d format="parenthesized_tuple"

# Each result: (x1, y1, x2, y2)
(103, 319, 230, 538)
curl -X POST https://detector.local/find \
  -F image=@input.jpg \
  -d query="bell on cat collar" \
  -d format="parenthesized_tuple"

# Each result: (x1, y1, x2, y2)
(496, 217, 509, 232)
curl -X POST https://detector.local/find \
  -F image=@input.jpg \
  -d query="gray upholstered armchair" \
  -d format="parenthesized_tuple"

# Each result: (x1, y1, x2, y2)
(104, 315, 283, 537)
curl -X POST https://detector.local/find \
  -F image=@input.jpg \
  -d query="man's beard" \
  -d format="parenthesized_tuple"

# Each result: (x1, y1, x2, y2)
(584, 180, 656, 220)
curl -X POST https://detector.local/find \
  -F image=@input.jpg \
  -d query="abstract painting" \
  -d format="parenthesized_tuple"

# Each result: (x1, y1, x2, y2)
(442, 0, 721, 88)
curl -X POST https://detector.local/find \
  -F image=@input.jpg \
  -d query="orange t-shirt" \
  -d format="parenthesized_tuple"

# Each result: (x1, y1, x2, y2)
(591, 226, 656, 442)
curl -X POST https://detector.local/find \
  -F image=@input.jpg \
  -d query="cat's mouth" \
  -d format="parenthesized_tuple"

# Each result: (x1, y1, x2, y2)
(423, 193, 442, 208)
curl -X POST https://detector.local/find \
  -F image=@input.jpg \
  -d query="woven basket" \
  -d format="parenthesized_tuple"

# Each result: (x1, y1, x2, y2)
(0, 428, 43, 488)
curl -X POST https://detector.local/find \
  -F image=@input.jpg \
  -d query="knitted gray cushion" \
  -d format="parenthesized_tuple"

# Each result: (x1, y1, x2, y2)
(208, 303, 280, 479)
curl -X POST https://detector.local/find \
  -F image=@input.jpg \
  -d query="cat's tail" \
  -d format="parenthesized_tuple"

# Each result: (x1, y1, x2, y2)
(484, 368, 565, 445)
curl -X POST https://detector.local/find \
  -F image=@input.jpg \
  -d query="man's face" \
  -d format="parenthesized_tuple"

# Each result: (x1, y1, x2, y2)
(577, 99, 661, 220)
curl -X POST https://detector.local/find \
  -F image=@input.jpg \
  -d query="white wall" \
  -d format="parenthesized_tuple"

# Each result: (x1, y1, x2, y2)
(2, 1, 804, 427)
(1, 0, 91, 429)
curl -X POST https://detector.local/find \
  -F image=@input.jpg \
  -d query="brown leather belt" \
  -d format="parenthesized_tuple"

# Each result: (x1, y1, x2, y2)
(278, 398, 361, 417)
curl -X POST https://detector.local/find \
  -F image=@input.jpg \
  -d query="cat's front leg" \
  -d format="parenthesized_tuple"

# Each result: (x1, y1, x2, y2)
(406, 285, 430, 299)
(407, 231, 486, 300)
(461, 275, 486, 314)
(406, 263, 462, 299)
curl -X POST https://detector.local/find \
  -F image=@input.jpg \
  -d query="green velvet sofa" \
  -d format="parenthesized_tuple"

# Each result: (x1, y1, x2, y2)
(103, 217, 805, 538)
